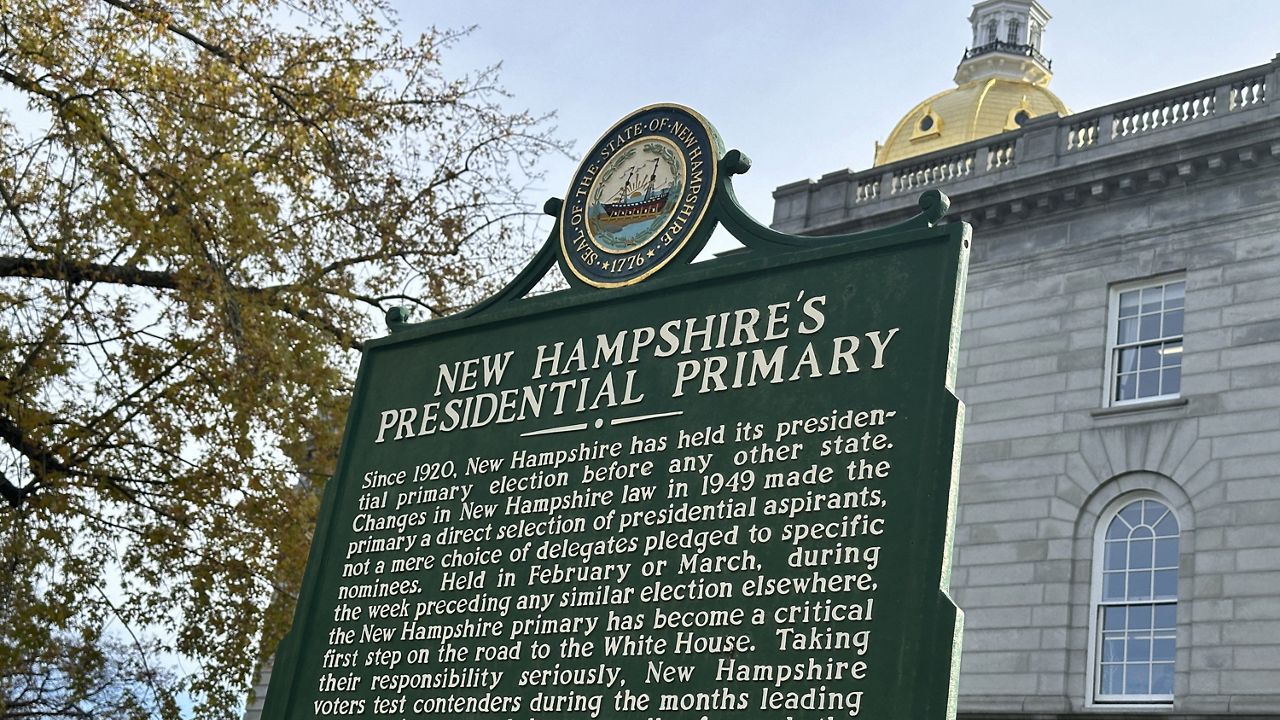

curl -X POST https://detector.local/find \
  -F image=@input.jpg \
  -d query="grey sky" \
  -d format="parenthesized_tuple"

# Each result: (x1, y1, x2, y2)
(397, 1, 1277, 251)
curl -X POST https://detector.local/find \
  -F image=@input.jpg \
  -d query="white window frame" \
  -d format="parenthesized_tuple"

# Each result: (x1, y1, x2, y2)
(1086, 492, 1179, 707)
(1103, 273, 1186, 408)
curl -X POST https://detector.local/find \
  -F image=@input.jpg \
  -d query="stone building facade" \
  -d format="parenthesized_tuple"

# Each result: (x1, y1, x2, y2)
(772, 6, 1280, 717)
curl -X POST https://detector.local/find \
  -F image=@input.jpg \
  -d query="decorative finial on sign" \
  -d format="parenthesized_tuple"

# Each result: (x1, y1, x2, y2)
(721, 149, 752, 176)
(920, 189, 950, 226)
(385, 305, 412, 332)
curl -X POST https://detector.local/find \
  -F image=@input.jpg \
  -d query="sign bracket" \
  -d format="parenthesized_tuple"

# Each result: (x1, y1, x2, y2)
(388, 147, 953, 332)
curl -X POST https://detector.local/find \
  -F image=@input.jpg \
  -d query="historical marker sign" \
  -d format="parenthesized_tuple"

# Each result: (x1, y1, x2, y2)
(262, 104, 968, 720)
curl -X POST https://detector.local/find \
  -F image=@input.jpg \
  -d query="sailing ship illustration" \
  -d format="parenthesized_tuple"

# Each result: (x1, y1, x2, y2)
(595, 158, 673, 225)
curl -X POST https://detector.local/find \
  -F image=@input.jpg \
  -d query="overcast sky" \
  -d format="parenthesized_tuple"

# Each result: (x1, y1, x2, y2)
(396, 0, 1277, 253)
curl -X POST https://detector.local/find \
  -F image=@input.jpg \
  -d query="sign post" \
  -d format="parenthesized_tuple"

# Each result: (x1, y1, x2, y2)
(262, 104, 969, 720)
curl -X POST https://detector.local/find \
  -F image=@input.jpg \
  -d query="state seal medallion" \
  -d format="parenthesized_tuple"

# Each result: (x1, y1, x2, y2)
(559, 104, 722, 288)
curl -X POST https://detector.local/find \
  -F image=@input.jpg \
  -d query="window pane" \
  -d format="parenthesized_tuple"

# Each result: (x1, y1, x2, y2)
(1155, 512, 1179, 537)
(1163, 341, 1183, 366)
(1130, 570, 1153, 600)
(1141, 369, 1162, 396)
(1163, 309, 1183, 336)
(1142, 501, 1164, 525)
(1162, 368, 1181, 396)
(1119, 502, 1143, 527)
(1154, 604, 1177, 628)
(1103, 572, 1126, 600)
(1130, 538, 1154, 569)
(1104, 606, 1127, 629)
(1128, 635, 1152, 662)
(1139, 344, 1161, 370)
(1154, 638, 1176, 661)
(1107, 517, 1129, 540)
(1103, 637, 1124, 661)
(1116, 373, 1137, 401)
(1129, 605, 1153, 630)
(1152, 663, 1175, 695)
(1155, 537, 1179, 567)
(1118, 347, 1138, 372)
(1154, 569, 1178, 599)
(1126, 664, 1151, 694)
(1140, 314, 1161, 340)
(1119, 290, 1140, 315)
(1118, 317, 1139, 343)
(1165, 282, 1185, 307)
(1105, 541, 1127, 570)
(1141, 287, 1163, 314)
(1101, 664, 1124, 695)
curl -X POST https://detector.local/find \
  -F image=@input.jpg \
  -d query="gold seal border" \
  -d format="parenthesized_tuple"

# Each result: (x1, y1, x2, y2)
(559, 103, 721, 289)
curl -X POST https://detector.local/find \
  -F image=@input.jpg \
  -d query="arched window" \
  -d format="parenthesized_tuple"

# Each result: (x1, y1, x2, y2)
(985, 19, 998, 44)
(1007, 19, 1021, 45)
(1091, 496, 1179, 704)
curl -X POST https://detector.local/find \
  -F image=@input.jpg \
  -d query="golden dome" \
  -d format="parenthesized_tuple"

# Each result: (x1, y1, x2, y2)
(875, 78, 1069, 166)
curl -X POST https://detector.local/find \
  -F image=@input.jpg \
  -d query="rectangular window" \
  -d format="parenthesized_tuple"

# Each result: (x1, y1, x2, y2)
(1007, 19, 1021, 44)
(1106, 275, 1184, 406)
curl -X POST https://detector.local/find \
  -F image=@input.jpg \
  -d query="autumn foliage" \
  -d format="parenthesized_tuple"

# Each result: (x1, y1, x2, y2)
(0, 1, 559, 716)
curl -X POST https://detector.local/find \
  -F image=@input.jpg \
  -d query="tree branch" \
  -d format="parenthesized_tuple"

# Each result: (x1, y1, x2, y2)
(0, 386, 171, 509)
(99, 0, 350, 182)
(0, 255, 364, 348)
(0, 255, 180, 290)
(0, 467, 31, 509)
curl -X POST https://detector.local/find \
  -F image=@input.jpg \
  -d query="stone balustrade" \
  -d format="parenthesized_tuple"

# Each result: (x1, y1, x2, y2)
(891, 149, 976, 194)
(773, 56, 1280, 232)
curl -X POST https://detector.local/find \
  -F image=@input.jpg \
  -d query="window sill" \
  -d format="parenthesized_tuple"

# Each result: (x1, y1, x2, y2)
(1084, 701, 1175, 712)
(1090, 397, 1189, 419)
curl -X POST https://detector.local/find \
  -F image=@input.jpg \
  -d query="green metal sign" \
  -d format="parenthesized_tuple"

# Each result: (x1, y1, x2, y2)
(262, 105, 969, 720)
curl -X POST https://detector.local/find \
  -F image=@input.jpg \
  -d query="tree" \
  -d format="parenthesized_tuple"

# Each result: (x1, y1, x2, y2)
(2, 630, 180, 719)
(0, 1, 560, 716)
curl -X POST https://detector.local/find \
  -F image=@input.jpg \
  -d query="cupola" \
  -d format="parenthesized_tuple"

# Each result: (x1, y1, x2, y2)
(955, 0, 1054, 86)
(873, 0, 1068, 166)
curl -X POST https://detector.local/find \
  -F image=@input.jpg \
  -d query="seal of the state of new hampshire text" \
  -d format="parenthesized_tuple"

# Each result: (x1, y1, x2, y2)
(559, 104, 722, 288)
